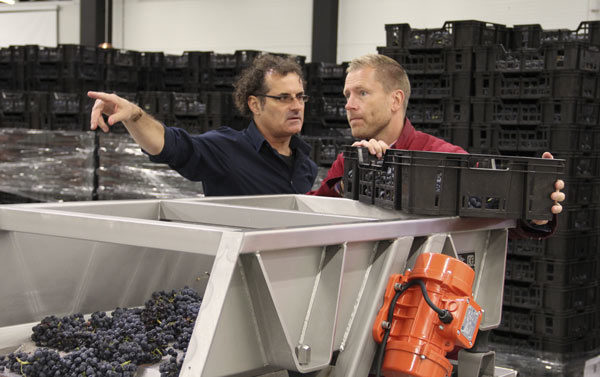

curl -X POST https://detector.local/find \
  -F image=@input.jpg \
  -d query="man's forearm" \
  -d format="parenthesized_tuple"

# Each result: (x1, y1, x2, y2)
(122, 108, 166, 155)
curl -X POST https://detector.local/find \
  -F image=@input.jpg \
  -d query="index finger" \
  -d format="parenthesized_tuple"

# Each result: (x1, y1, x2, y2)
(87, 91, 119, 103)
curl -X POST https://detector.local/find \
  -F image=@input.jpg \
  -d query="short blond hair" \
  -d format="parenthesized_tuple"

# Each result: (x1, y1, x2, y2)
(347, 54, 411, 109)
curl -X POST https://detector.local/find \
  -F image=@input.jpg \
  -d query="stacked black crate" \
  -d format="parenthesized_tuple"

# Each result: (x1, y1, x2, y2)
(379, 21, 510, 151)
(138, 52, 165, 91)
(302, 62, 353, 167)
(49, 92, 84, 131)
(103, 49, 139, 93)
(0, 46, 25, 90)
(481, 21, 600, 368)
(61, 44, 104, 94)
(0, 91, 28, 128)
(172, 92, 206, 133)
(25, 45, 63, 91)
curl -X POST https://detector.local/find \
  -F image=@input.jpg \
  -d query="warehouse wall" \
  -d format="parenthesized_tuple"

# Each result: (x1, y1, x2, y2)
(111, 0, 313, 57)
(338, 0, 600, 62)
(0, 0, 79, 47)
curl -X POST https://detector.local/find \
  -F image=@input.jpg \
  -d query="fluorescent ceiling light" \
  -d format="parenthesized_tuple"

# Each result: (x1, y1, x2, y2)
(0, 0, 16, 4)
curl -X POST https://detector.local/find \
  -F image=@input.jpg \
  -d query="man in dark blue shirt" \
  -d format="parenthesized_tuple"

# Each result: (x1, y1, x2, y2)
(87, 55, 317, 196)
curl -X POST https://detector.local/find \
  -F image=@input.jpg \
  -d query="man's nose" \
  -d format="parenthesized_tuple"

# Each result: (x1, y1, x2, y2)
(345, 96, 355, 110)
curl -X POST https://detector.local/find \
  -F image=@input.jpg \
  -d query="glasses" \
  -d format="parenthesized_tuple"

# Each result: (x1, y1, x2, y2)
(255, 93, 310, 104)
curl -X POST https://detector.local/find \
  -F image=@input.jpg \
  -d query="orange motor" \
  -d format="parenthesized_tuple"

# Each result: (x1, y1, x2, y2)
(372, 253, 483, 377)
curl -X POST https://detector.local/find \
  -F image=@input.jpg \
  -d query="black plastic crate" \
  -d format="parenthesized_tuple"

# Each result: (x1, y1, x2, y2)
(173, 115, 205, 134)
(536, 257, 598, 285)
(385, 23, 453, 49)
(391, 149, 465, 215)
(473, 73, 494, 97)
(0, 91, 27, 114)
(491, 329, 600, 354)
(552, 70, 597, 98)
(61, 44, 103, 65)
(406, 100, 445, 124)
(138, 91, 172, 116)
(408, 74, 451, 99)
(305, 62, 347, 80)
(234, 50, 262, 70)
(562, 178, 600, 206)
(512, 22, 600, 49)
(444, 99, 470, 122)
(211, 53, 237, 70)
(203, 91, 233, 116)
(445, 47, 474, 72)
(475, 45, 545, 73)
(505, 257, 537, 283)
(385, 21, 510, 49)
(469, 123, 496, 153)
(484, 99, 541, 125)
(452, 20, 511, 48)
(376, 47, 446, 74)
(459, 153, 564, 221)
(307, 96, 347, 120)
(418, 123, 470, 150)
(542, 98, 600, 125)
(544, 43, 600, 71)
(49, 92, 80, 115)
(505, 281, 599, 312)
(556, 205, 600, 233)
(172, 93, 206, 117)
(500, 307, 598, 338)
(342, 145, 359, 200)
(517, 124, 600, 154)
(492, 72, 552, 99)
(534, 310, 597, 338)
(314, 136, 353, 166)
(552, 152, 600, 178)
(105, 49, 140, 67)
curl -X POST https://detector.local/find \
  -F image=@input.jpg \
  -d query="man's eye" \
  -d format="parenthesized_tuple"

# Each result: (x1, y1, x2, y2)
(279, 95, 291, 101)
(360, 90, 367, 96)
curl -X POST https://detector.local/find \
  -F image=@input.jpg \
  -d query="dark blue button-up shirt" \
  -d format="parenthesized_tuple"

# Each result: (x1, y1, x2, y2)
(148, 121, 317, 196)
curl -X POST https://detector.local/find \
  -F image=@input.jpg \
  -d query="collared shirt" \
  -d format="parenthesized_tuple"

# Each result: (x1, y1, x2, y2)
(148, 121, 317, 196)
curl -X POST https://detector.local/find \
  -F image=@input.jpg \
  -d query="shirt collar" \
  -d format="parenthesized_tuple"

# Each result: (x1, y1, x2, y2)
(245, 120, 312, 156)
(390, 118, 415, 149)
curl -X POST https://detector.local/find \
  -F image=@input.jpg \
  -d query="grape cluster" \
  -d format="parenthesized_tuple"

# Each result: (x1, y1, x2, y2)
(0, 287, 201, 377)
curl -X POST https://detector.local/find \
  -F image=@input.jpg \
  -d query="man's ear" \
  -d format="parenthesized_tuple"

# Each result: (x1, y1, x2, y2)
(390, 89, 405, 112)
(248, 96, 261, 116)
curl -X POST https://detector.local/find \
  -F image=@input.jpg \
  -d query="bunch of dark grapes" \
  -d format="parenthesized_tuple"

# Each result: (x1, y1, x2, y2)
(0, 287, 202, 377)
(159, 348, 184, 377)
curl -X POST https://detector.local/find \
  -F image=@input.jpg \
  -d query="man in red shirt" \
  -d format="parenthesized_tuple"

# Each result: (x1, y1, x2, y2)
(310, 54, 565, 234)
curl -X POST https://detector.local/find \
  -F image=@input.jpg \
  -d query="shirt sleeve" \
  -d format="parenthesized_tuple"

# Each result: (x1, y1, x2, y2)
(508, 215, 557, 240)
(306, 153, 345, 197)
(147, 126, 229, 182)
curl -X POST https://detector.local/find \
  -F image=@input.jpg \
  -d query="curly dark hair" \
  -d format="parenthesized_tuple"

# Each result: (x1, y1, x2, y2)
(233, 54, 304, 116)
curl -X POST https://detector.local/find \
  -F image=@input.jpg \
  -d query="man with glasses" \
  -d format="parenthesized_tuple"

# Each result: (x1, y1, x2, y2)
(88, 54, 317, 196)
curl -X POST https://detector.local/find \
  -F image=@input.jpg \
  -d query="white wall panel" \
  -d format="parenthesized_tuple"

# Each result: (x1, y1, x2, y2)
(112, 0, 312, 58)
(0, 1, 79, 47)
(338, 0, 600, 63)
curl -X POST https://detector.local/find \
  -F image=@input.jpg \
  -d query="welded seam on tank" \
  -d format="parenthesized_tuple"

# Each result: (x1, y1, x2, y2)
(299, 245, 327, 344)
(339, 241, 378, 352)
